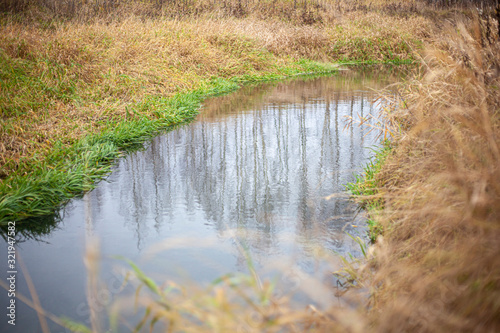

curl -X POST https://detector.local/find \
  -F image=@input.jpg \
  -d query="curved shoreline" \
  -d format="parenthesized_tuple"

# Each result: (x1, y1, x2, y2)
(1, 63, 344, 224)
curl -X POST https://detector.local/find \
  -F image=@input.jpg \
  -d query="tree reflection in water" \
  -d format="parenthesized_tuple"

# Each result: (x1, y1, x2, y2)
(0, 67, 411, 333)
(82, 67, 400, 270)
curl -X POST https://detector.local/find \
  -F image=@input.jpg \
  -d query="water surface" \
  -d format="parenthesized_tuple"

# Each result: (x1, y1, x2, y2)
(1, 66, 405, 332)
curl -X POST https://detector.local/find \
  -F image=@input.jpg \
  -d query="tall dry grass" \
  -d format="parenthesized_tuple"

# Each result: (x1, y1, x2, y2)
(356, 10, 500, 332)
(0, 0, 426, 23)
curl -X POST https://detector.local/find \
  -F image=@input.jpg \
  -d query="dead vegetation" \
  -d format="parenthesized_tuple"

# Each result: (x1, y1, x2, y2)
(355, 9, 500, 332)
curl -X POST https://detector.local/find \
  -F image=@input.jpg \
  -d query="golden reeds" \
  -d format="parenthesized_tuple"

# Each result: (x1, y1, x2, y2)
(358, 9, 500, 332)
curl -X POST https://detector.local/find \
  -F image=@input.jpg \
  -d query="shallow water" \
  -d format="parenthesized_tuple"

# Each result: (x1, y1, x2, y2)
(1, 66, 405, 332)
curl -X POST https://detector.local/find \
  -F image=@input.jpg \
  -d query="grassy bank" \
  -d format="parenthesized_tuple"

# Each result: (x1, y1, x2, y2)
(0, 61, 340, 223)
(0, 1, 429, 223)
(346, 7, 500, 332)
(346, 140, 392, 242)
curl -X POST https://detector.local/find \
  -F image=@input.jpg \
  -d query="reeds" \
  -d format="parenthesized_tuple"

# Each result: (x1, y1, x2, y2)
(0, 0, 425, 23)
(352, 8, 500, 332)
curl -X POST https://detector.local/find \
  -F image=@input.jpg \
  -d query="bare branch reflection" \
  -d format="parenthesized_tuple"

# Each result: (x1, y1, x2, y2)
(0, 68, 409, 333)
(84, 68, 398, 265)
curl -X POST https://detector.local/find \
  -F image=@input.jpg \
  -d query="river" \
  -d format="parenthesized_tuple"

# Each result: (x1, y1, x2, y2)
(0, 65, 405, 332)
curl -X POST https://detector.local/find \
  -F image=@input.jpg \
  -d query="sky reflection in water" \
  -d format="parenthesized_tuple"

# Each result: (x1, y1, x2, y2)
(0, 66, 407, 332)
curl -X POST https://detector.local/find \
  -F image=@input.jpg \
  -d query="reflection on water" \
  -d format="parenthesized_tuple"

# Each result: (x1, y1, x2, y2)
(0, 66, 405, 333)
(108, 84, 373, 254)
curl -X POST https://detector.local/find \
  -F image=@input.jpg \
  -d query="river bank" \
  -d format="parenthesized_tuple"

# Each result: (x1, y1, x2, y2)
(348, 6, 500, 332)
(0, 1, 427, 223)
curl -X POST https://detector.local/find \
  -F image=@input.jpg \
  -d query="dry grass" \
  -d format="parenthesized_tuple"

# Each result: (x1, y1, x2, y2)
(77, 235, 371, 333)
(0, 1, 429, 180)
(1, 0, 425, 23)
(356, 10, 500, 332)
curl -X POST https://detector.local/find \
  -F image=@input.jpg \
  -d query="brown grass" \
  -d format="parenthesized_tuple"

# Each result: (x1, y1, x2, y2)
(0, 1, 429, 179)
(356, 10, 500, 332)
(1, 0, 425, 23)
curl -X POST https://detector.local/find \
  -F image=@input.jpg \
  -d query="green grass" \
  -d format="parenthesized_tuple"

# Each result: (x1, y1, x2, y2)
(0, 59, 339, 224)
(0, 49, 81, 117)
(345, 140, 392, 241)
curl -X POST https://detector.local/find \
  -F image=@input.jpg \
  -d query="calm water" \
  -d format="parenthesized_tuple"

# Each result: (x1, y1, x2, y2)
(1, 66, 405, 332)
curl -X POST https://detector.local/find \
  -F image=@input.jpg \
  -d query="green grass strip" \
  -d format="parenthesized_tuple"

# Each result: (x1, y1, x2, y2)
(0, 59, 339, 224)
(345, 140, 392, 242)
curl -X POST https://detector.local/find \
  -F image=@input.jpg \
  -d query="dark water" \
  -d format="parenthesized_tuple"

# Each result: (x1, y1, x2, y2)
(1, 66, 405, 332)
